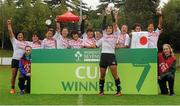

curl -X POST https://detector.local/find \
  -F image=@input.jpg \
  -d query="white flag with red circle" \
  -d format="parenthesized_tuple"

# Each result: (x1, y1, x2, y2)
(130, 31, 148, 48)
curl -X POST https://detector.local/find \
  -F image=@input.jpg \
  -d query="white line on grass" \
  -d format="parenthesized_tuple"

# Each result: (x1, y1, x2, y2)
(77, 94, 83, 105)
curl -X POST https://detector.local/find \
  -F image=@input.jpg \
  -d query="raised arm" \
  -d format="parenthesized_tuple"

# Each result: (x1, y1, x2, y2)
(111, 11, 115, 24)
(113, 13, 119, 32)
(80, 15, 87, 35)
(102, 13, 107, 31)
(56, 21, 61, 33)
(7, 20, 15, 39)
(53, 18, 61, 39)
(158, 14, 163, 29)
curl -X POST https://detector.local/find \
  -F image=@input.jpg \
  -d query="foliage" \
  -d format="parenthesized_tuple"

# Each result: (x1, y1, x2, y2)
(158, 0, 180, 51)
(0, 0, 180, 50)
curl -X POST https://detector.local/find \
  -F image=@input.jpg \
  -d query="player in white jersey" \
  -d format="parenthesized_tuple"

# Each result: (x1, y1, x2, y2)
(129, 23, 142, 47)
(42, 30, 56, 49)
(28, 34, 42, 49)
(82, 29, 96, 48)
(80, 15, 96, 48)
(132, 23, 142, 32)
(116, 25, 130, 48)
(115, 14, 130, 48)
(80, 15, 92, 39)
(147, 13, 163, 48)
(69, 31, 83, 49)
(95, 30, 103, 42)
(53, 22, 70, 49)
(96, 13, 122, 96)
(7, 20, 29, 94)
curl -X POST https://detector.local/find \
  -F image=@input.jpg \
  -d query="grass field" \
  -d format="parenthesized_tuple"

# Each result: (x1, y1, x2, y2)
(0, 48, 13, 57)
(0, 65, 180, 105)
(1, 49, 180, 105)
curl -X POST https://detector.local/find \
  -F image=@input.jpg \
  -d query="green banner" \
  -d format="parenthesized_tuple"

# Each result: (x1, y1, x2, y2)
(31, 49, 158, 95)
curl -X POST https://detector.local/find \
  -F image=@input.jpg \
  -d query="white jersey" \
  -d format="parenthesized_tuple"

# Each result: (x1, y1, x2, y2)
(69, 39, 83, 49)
(53, 32, 69, 49)
(82, 37, 96, 48)
(96, 33, 119, 54)
(117, 33, 130, 47)
(28, 41, 42, 49)
(10, 37, 29, 60)
(148, 28, 161, 48)
(41, 38, 56, 49)
(82, 33, 87, 39)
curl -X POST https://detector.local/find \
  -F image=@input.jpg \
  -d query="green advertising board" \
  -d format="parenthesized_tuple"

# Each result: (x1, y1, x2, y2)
(31, 49, 158, 95)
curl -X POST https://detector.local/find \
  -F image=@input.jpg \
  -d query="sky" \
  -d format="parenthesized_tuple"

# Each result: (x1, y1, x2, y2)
(83, 0, 170, 10)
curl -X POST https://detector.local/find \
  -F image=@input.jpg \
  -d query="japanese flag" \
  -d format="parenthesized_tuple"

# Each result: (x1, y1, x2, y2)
(130, 31, 148, 48)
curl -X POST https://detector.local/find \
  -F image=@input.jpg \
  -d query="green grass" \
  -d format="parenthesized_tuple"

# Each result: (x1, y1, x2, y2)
(0, 48, 13, 57)
(175, 53, 180, 68)
(0, 65, 180, 105)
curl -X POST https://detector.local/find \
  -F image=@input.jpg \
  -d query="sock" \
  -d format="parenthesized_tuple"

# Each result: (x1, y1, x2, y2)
(99, 79, 105, 92)
(115, 78, 121, 92)
(11, 86, 15, 89)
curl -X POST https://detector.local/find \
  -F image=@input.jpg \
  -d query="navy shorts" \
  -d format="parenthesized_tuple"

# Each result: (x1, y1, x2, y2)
(99, 53, 117, 69)
(11, 59, 19, 68)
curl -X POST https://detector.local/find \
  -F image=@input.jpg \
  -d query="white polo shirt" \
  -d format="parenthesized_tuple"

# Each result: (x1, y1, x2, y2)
(69, 39, 83, 49)
(82, 37, 96, 48)
(10, 37, 29, 60)
(148, 28, 161, 48)
(117, 33, 130, 47)
(96, 31, 119, 54)
(53, 32, 69, 49)
(41, 38, 56, 49)
(28, 41, 42, 49)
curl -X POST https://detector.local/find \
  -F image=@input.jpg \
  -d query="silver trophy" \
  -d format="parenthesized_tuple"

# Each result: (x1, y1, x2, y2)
(156, 7, 162, 15)
(105, 2, 119, 15)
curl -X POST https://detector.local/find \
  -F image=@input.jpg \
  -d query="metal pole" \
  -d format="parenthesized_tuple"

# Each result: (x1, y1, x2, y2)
(79, 0, 82, 33)
(80, 0, 82, 23)
(1, 0, 4, 49)
(2, 19, 4, 49)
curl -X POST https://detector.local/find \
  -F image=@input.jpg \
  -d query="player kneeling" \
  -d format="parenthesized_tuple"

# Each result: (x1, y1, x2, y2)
(18, 46, 32, 95)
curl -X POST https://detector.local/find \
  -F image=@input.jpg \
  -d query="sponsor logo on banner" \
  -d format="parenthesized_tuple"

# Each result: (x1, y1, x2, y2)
(74, 51, 83, 61)
(84, 51, 100, 62)
(74, 50, 100, 62)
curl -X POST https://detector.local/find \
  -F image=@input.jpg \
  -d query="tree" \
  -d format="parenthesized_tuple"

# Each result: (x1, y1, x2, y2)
(158, 0, 180, 51)
(94, 0, 160, 31)
(0, 0, 53, 48)
(31, 0, 52, 39)
(123, 0, 160, 30)
(1, 0, 88, 49)
(0, 0, 16, 48)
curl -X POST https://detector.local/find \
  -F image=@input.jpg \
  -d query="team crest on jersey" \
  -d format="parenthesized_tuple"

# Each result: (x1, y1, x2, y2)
(159, 62, 169, 73)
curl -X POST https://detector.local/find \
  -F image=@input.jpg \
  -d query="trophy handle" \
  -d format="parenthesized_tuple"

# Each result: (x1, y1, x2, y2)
(105, 7, 111, 15)
(156, 7, 162, 15)
(113, 8, 119, 15)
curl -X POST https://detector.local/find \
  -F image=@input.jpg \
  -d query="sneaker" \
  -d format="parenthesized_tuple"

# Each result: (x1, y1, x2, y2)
(115, 92, 122, 96)
(10, 89, 16, 94)
(170, 93, 176, 96)
(99, 91, 104, 96)
(19, 90, 25, 95)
